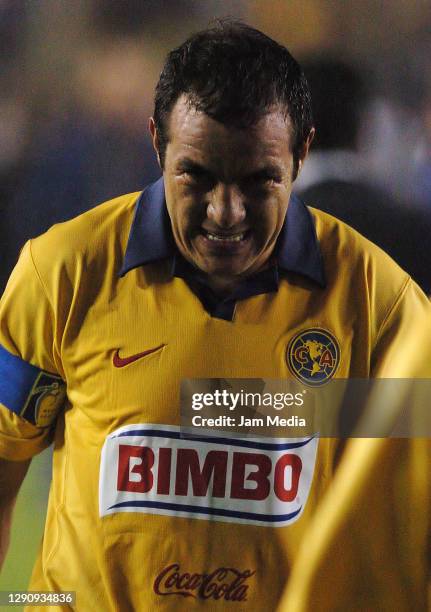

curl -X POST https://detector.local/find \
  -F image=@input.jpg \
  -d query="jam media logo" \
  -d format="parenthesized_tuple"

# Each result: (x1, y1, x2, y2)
(287, 328, 340, 386)
(153, 563, 255, 602)
(99, 424, 318, 527)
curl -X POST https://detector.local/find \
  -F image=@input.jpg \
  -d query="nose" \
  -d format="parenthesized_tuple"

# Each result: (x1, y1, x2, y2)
(207, 184, 246, 228)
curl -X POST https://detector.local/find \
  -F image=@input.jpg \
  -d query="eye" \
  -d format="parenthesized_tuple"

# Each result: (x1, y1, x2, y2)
(181, 166, 215, 189)
(184, 168, 207, 180)
(247, 171, 279, 188)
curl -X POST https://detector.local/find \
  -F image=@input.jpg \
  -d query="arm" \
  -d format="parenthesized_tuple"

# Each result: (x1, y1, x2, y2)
(0, 241, 66, 570)
(0, 457, 31, 570)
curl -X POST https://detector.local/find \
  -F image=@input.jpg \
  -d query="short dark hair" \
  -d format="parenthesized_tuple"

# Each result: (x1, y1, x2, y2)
(153, 20, 313, 174)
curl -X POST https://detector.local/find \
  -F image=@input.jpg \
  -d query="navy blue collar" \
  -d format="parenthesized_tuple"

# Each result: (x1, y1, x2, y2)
(120, 176, 325, 287)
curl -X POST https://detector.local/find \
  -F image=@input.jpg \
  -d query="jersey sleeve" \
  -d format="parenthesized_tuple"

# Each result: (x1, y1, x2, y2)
(279, 313, 431, 611)
(0, 241, 66, 460)
(370, 276, 431, 377)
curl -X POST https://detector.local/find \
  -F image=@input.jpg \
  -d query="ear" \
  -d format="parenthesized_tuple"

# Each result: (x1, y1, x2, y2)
(296, 127, 315, 176)
(148, 117, 161, 168)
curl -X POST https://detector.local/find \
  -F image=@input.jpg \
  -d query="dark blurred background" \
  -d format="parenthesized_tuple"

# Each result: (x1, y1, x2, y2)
(1, 0, 431, 292)
(1, 0, 430, 592)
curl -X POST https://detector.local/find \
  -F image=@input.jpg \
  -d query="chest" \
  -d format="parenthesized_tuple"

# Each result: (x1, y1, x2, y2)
(59, 273, 370, 433)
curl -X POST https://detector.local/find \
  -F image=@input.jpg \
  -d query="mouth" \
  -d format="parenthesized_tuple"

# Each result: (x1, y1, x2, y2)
(200, 228, 250, 244)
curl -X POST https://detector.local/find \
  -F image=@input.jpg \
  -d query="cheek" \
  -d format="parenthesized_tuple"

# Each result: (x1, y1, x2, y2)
(168, 200, 203, 239)
(179, 190, 211, 225)
(252, 197, 286, 233)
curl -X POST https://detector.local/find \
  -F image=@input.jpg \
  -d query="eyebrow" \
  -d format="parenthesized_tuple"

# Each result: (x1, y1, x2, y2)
(176, 158, 283, 182)
(176, 159, 210, 174)
(247, 166, 282, 179)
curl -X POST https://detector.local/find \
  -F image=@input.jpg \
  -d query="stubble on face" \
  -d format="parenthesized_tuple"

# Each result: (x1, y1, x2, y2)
(156, 96, 298, 293)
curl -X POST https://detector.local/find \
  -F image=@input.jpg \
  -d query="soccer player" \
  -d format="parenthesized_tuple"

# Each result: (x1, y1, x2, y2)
(1, 20, 430, 611)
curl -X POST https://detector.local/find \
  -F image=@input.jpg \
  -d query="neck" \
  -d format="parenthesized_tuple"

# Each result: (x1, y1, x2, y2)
(205, 276, 238, 296)
(204, 259, 275, 296)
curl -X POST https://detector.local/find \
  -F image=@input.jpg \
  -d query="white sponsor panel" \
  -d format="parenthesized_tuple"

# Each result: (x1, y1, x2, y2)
(99, 424, 318, 527)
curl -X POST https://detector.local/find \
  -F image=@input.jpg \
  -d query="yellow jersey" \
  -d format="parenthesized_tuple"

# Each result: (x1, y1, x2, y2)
(1, 178, 430, 610)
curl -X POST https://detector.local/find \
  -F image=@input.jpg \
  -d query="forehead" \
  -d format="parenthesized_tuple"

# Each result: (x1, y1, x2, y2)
(166, 96, 293, 172)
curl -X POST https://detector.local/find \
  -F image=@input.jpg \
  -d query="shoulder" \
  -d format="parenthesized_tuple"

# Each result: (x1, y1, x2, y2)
(308, 207, 426, 344)
(31, 191, 140, 257)
(310, 206, 410, 289)
(301, 184, 431, 294)
(28, 191, 141, 282)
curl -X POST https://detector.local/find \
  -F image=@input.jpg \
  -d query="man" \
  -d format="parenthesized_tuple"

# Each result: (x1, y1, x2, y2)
(0, 20, 430, 611)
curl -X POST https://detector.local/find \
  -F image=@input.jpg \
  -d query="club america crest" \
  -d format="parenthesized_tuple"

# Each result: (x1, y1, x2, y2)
(287, 328, 340, 385)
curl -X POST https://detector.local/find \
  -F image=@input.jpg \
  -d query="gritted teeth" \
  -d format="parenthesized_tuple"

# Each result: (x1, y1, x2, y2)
(204, 230, 246, 242)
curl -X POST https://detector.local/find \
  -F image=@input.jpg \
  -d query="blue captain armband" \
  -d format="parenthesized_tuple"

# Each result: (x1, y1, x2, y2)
(0, 344, 66, 427)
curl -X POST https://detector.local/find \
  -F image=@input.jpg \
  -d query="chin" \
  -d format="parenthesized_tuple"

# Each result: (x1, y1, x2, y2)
(202, 260, 247, 277)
